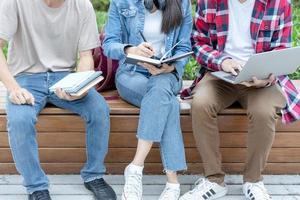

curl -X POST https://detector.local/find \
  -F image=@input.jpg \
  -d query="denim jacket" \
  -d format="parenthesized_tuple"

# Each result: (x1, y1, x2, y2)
(103, 0, 193, 79)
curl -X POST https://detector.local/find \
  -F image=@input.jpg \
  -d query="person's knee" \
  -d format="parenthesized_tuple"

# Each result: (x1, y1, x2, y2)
(84, 94, 110, 123)
(144, 86, 173, 105)
(148, 74, 173, 91)
(248, 104, 277, 122)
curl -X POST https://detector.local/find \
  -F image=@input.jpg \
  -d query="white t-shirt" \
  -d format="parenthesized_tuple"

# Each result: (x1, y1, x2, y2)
(224, 0, 256, 62)
(143, 9, 166, 57)
(0, 0, 100, 76)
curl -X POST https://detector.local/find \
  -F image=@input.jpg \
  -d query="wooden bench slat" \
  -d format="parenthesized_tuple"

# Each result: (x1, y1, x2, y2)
(1, 132, 300, 148)
(0, 148, 299, 163)
(2, 115, 300, 132)
(1, 163, 300, 174)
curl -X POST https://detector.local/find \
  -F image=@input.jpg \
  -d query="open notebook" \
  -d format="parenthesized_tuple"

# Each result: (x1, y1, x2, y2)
(49, 71, 103, 96)
(125, 39, 194, 67)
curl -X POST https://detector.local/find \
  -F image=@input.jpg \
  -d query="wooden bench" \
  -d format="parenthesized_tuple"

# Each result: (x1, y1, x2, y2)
(0, 87, 300, 175)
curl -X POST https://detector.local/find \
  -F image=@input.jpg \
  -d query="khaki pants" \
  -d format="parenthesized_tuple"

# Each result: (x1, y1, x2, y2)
(191, 73, 287, 183)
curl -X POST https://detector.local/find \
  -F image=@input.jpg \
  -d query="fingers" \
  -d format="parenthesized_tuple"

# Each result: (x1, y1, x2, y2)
(141, 42, 154, 51)
(9, 93, 22, 105)
(221, 59, 243, 75)
(269, 74, 276, 82)
(138, 62, 163, 75)
(251, 77, 269, 88)
(252, 76, 259, 84)
(55, 88, 87, 101)
(230, 68, 238, 76)
(240, 81, 254, 87)
(236, 65, 243, 72)
(21, 89, 35, 105)
(139, 42, 154, 57)
(9, 89, 35, 105)
(241, 75, 276, 88)
(16, 92, 27, 104)
(55, 88, 71, 101)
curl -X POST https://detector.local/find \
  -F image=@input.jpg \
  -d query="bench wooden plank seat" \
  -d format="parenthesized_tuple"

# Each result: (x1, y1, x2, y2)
(1, 85, 300, 175)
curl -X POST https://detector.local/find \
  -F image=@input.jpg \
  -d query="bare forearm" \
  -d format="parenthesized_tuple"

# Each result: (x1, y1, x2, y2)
(0, 48, 20, 92)
(77, 50, 94, 72)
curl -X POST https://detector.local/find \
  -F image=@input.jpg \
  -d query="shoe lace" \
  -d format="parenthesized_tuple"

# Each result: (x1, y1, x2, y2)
(247, 183, 271, 200)
(123, 173, 142, 198)
(189, 178, 212, 195)
(160, 187, 179, 200)
(90, 179, 107, 189)
(34, 190, 50, 200)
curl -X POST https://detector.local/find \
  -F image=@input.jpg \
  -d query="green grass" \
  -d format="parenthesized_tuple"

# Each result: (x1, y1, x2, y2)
(3, 46, 7, 58)
(289, 7, 300, 79)
(96, 11, 107, 31)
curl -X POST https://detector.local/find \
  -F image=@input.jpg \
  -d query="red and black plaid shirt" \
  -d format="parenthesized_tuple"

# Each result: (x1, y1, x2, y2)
(182, 0, 300, 123)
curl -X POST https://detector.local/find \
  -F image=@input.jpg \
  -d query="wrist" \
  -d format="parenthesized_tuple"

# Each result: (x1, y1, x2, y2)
(264, 81, 272, 88)
(220, 57, 232, 71)
(7, 85, 21, 93)
(124, 45, 134, 55)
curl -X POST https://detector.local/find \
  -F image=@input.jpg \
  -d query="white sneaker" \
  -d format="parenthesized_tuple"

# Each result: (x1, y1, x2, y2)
(243, 181, 272, 200)
(158, 182, 181, 200)
(179, 178, 228, 200)
(121, 164, 143, 200)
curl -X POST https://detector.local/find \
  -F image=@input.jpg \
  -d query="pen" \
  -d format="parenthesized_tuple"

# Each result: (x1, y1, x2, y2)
(139, 31, 157, 59)
(139, 31, 147, 42)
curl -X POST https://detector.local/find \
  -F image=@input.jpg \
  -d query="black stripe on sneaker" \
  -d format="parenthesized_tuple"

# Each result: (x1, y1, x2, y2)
(206, 191, 212, 197)
(210, 189, 216, 195)
(249, 192, 255, 200)
(202, 194, 208, 199)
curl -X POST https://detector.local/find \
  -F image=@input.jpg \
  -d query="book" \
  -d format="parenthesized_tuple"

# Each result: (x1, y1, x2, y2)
(49, 71, 104, 96)
(125, 51, 194, 67)
(125, 39, 194, 67)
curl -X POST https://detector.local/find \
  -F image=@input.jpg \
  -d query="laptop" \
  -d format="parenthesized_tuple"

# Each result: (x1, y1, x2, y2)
(211, 46, 300, 84)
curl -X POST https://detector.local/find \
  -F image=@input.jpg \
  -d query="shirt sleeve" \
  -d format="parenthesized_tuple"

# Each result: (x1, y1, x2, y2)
(0, 0, 18, 41)
(78, 1, 100, 52)
(192, 1, 230, 71)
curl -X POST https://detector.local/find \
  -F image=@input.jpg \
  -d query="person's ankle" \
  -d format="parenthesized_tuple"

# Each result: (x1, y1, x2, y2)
(208, 177, 225, 187)
(166, 170, 178, 184)
(207, 174, 225, 186)
(131, 160, 144, 167)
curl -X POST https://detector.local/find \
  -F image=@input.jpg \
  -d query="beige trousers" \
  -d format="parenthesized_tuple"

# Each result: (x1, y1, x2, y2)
(191, 73, 287, 183)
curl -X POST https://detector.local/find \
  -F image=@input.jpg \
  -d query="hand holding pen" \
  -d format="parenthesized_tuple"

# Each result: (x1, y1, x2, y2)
(124, 32, 155, 57)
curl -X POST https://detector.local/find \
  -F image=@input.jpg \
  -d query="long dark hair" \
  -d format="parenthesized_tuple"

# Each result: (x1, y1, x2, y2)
(159, 0, 183, 34)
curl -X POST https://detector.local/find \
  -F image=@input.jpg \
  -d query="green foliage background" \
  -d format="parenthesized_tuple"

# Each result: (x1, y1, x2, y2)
(2, 1, 300, 80)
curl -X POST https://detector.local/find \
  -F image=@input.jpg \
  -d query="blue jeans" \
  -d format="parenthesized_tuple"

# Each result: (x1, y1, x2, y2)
(115, 66, 187, 172)
(6, 72, 110, 194)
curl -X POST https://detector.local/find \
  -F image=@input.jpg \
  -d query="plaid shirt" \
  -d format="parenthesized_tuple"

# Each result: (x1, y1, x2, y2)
(181, 0, 300, 124)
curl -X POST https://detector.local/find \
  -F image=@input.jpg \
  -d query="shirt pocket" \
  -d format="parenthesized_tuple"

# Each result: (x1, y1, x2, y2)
(119, 6, 137, 18)
(117, 5, 138, 42)
(258, 18, 281, 49)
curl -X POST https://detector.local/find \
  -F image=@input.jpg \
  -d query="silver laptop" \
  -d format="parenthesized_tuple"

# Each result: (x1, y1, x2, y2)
(211, 46, 300, 84)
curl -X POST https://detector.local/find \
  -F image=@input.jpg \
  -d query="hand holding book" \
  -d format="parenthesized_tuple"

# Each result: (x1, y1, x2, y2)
(138, 62, 175, 76)
(54, 88, 88, 101)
